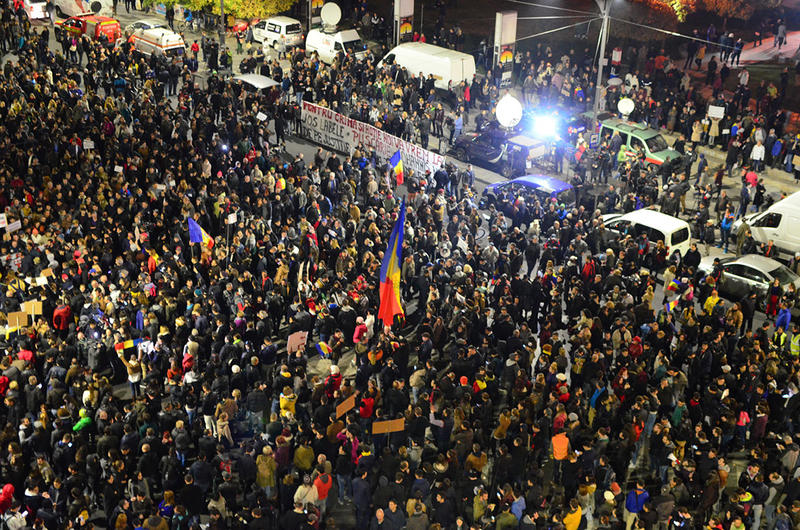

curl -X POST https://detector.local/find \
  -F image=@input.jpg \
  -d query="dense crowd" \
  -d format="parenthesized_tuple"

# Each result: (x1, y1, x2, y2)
(3, 2, 800, 530)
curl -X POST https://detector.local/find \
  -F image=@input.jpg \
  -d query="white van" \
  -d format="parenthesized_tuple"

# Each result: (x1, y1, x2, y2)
(19, 0, 48, 20)
(601, 209, 692, 256)
(377, 42, 476, 90)
(305, 28, 367, 64)
(131, 27, 185, 57)
(734, 191, 800, 262)
(55, 0, 111, 17)
(251, 16, 303, 50)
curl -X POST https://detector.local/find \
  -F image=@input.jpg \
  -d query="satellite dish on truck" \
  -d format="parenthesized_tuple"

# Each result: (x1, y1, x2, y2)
(320, 3, 341, 32)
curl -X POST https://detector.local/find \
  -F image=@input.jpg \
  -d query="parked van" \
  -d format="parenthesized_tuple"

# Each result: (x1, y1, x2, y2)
(599, 118, 681, 169)
(251, 16, 303, 50)
(305, 28, 367, 64)
(130, 27, 185, 57)
(733, 191, 800, 262)
(18, 0, 48, 20)
(55, 0, 112, 17)
(601, 208, 692, 257)
(377, 42, 476, 90)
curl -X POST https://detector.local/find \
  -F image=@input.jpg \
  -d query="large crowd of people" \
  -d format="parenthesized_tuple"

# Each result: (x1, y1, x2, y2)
(2, 1, 800, 530)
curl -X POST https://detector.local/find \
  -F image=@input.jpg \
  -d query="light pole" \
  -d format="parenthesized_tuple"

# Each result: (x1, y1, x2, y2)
(591, 0, 610, 129)
(219, 0, 226, 45)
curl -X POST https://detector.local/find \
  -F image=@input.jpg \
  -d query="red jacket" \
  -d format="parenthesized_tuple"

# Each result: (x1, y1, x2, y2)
(52, 305, 72, 330)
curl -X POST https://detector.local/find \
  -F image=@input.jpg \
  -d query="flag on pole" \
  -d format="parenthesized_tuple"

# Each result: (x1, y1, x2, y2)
(378, 200, 406, 327)
(188, 218, 214, 248)
(664, 299, 679, 313)
(389, 150, 404, 185)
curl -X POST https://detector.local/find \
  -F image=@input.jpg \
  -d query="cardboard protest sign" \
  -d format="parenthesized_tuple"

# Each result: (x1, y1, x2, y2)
(21, 301, 43, 315)
(372, 418, 405, 434)
(336, 394, 356, 418)
(7, 312, 28, 328)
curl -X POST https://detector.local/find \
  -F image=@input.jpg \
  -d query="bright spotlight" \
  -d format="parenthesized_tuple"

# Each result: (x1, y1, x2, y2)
(532, 115, 557, 138)
(495, 94, 523, 128)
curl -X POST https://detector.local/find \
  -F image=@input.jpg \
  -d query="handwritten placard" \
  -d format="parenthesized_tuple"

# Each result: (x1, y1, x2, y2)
(40, 268, 53, 278)
(287, 331, 308, 354)
(256, 111, 268, 121)
(708, 105, 724, 120)
(5, 220, 21, 233)
(0, 214, 6, 228)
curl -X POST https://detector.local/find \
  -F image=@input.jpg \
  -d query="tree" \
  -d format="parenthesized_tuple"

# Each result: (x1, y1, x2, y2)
(703, 0, 781, 22)
(140, 0, 297, 20)
(223, 0, 297, 19)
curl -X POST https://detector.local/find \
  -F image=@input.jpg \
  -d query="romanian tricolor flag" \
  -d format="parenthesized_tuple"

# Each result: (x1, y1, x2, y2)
(389, 150, 404, 185)
(188, 218, 214, 249)
(665, 279, 683, 292)
(114, 338, 143, 354)
(316, 341, 331, 358)
(378, 200, 406, 327)
(664, 299, 679, 313)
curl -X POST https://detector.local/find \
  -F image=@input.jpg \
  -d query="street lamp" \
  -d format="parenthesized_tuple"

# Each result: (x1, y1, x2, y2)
(591, 0, 611, 129)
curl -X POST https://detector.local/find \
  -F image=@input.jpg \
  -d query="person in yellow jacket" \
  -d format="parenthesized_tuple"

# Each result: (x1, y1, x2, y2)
(256, 446, 277, 498)
(563, 499, 583, 530)
(279, 386, 297, 418)
(703, 289, 720, 315)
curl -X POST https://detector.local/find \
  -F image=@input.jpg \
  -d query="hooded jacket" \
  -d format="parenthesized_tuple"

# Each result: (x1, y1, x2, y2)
(0, 484, 15, 514)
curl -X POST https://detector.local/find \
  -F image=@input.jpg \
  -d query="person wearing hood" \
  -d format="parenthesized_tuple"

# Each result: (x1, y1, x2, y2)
(0, 484, 14, 514)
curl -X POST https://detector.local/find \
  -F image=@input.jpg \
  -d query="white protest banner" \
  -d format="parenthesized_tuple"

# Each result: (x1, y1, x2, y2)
(256, 111, 268, 121)
(0, 214, 6, 228)
(84, 139, 95, 150)
(226, 213, 237, 225)
(300, 102, 445, 177)
(5, 220, 21, 233)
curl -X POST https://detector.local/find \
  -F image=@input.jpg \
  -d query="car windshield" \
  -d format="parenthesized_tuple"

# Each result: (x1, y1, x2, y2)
(771, 265, 798, 286)
(344, 39, 365, 52)
(510, 185, 574, 208)
(286, 23, 302, 33)
(645, 135, 668, 152)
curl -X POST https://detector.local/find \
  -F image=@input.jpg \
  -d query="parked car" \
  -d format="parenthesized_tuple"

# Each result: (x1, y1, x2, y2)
(598, 118, 681, 169)
(600, 208, 692, 257)
(250, 16, 303, 50)
(451, 131, 547, 178)
(697, 254, 800, 312)
(733, 190, 800, 263)
(482, 175, 575, 212)
(124, 18, 165, 35)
